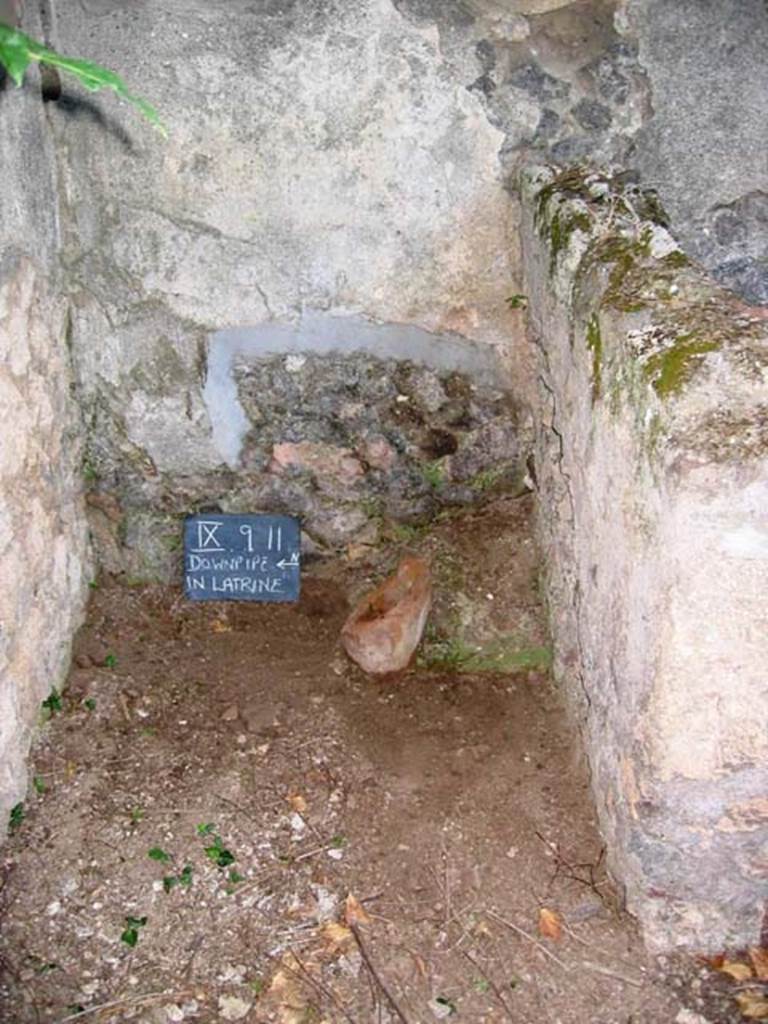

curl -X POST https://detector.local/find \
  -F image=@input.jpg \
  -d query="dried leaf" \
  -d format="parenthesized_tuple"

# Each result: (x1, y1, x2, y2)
(749, 947, 768, 981)
(268, 967, 311, 1024)
(538, 907, 563, 942)
(736, 990, 768, 1019)
(211, 618, 232, 633)
(344, 893, 372, 926)
(288, 794, 308, 814)
(719, 960, 754, 982)
(411, 952, 429, 980)
(323, 922, 353, 952)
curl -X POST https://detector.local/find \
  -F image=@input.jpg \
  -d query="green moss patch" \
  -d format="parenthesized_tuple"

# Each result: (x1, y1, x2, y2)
(586, 313, 603, 401)
(419, 634, 552, 674)
(643, 336, 720, 397)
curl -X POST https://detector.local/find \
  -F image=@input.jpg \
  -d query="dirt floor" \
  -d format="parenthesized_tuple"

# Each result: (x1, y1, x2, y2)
(0, 496, 745, 1023)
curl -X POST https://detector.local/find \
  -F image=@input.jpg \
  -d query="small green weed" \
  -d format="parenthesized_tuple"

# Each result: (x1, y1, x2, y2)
(33, 776, 46, 795)
(120, 915, 147, 947)
(196, 822, 216, 836)
(104, 653, 117, 669)
(129, 806, 145, 826)
(84, 698, 96, 711)
(203, 832, 235, 868)
(505, 294, 528, 309)
(148, 847, 171, 863)
(41, 688, 63, 718)
(34, 962, 59, 975)
(163, 865, 193, 892)
(422, 459, 445, 489)
(329, 835, 346, 849)
(8, 802, 25, 832)
(470, 467, 505, 493)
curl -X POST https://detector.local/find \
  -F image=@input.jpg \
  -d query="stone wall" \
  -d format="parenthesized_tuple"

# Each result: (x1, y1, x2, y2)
(47, 1, 767, 579)
(521, 164, 768, 951)
(48, 0, 532, 573)
(0, 12, 90, 833)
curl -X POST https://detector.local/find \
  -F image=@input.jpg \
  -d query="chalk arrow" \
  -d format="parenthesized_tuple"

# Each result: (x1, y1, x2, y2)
(276, 555, 300, 569)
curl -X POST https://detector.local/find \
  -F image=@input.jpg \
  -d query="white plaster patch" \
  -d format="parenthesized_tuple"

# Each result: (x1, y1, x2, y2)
(720, 525, 768, 560)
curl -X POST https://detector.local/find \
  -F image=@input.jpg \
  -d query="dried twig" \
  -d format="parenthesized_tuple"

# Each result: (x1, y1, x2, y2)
(56, 990, 185, 1023)
(579, 959, 644, 988)
(462, 950, 515, 1021)
(350, 923, 412, 1024)
(487, 909, 571, 972)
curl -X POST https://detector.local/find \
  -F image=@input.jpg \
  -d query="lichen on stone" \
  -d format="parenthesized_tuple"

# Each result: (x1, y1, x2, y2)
(585, 313, 602, 401)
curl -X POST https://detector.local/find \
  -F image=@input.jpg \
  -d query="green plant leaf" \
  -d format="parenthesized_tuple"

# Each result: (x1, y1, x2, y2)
(0, 22, 166, 134)
(205, 843, 235, 868)
(0, 24, 31, 85)
(33, 776, 46, 795)
(8, 802, 24, 831)
(196, 822, 216, 836)
(41, 688, 63, 716)
(121, 914, 147, 945)
(35, 962, 59, 975)
(148, 846, 171, 863)
(163, 865, 193, 892)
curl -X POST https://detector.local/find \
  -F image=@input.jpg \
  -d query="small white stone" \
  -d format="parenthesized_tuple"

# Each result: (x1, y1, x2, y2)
(163, 1005, 184, 1023)
(46, 900, 62, 916)
(327, 847, 344, 860)
(285, 354, 307, 373)
(675, 1010, 710, 1024)
(218, 994, 252, 1021)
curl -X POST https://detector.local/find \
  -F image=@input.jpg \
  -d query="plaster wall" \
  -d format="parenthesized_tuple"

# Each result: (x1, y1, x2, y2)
(521, 164, 768, 951)
(0, 10, 90, 831)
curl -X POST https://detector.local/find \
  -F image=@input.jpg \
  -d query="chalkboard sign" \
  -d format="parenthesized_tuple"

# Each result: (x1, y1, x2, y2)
(184, 514, 300, 602)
